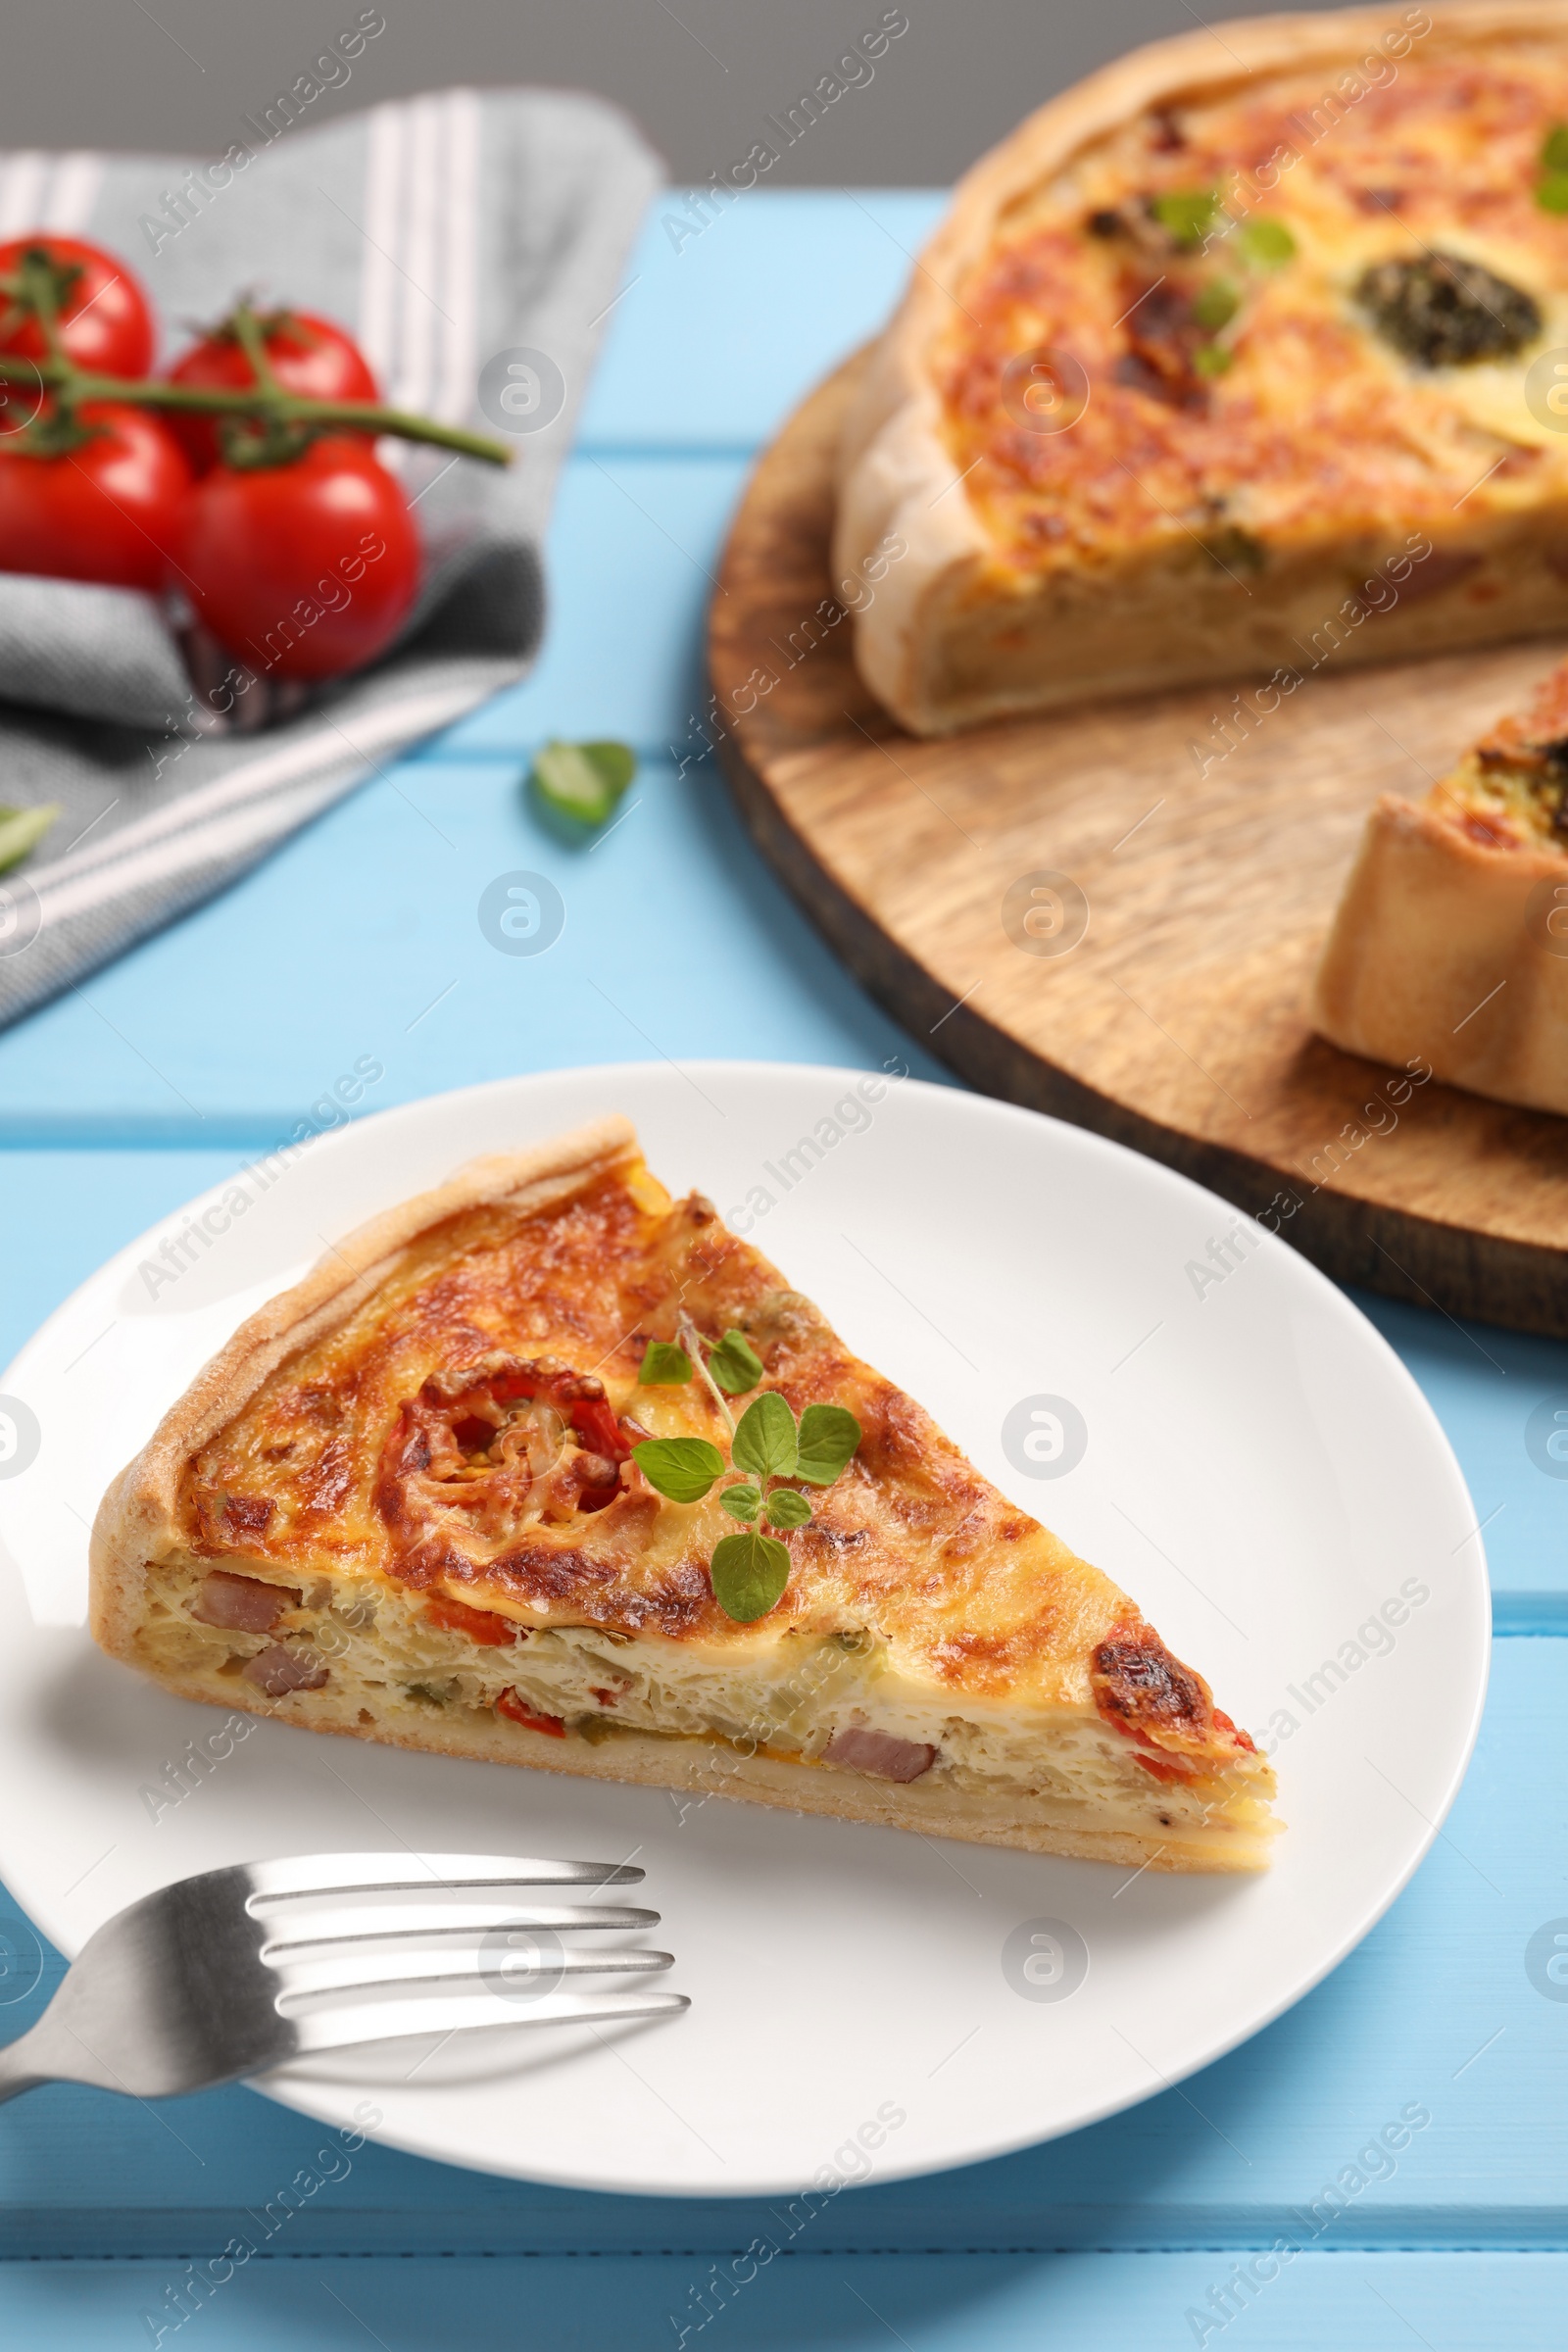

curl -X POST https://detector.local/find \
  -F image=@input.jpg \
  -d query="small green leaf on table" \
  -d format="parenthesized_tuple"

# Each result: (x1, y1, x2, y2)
(530, 739, 637, 829)
(0, 803, 60, 875)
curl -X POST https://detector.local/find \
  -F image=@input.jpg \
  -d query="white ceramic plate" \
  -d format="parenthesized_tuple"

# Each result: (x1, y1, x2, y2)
(0, 1063, 1489, 2194)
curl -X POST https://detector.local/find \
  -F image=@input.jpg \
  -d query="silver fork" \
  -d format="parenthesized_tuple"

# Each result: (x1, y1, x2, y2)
(0, 1851, 686, 2105)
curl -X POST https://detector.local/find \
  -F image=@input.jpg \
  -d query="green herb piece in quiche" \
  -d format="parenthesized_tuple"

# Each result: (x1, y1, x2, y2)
(1236, 217, 1296, 268)
(1149, 188, 1221, 249)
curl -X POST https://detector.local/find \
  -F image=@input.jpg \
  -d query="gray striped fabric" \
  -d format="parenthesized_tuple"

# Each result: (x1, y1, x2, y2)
(0, 90, 661, 1027)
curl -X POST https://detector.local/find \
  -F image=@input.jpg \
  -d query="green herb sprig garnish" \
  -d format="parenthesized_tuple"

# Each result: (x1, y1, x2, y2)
(1143, 189, 1297, 270)
(1115, 194, 1295, 380)
(631, 1339, 861, 1624)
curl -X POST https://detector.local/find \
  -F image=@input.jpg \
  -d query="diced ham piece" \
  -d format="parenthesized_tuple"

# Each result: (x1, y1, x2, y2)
(822, 1726, 938, 1783)
(242, 1644, 328, 1696)
(191, 1570, 300, 1634)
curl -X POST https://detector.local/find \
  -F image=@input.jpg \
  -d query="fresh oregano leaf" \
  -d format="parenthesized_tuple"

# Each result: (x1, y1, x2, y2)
(719, 1482, 760, 1522)
(0, 803, 60, 875)
(710, 1529, 791, 1622)
(1191, 277, 1238, 331)
(731, 1391, 798, 1480)
(763, 1488, 811, 1530)
(632, 1436, 724, 1503)
(1149, 187, 1220, 249)
(530, 739, 637, 828)
(1236, 216, 1295, 268)
(1544, 122, 1568, 173)
(1539, 171, 1568, 216)
(794, 1402, 861, 1487)
(707, 1327, 764, 1396)
(638, 1341, 692, 1386)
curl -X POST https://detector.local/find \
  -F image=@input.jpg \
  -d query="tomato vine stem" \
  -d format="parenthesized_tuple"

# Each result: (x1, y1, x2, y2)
(0, 248, 513, 466)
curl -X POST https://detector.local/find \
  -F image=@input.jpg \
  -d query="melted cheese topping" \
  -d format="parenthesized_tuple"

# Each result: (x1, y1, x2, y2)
(942, 44, 1568, 572)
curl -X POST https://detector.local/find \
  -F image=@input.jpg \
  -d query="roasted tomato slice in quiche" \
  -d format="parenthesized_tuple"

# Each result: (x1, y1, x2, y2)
(1312, 654, 1568, 1116)
(91, 1116, 1278, 1871)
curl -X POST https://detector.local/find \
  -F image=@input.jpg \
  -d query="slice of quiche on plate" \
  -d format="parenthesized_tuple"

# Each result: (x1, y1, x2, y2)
(836, 4, 1568, 734)
(1312, 653, 1568, 1111)
(90, 1116, 1278, 1872)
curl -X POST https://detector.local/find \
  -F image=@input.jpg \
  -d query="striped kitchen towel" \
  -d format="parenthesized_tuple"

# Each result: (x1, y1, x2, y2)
(0, 85, 661, 1027)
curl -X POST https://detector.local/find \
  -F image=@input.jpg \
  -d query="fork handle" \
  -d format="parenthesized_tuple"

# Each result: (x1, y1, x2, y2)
(0, 2027, 49, 2105)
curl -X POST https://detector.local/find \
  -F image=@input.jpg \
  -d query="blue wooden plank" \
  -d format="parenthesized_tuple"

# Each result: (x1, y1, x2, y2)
(576, 189, 948, 455)
(1, 1639, 1563, 2256)
(1354, 1295, 1568, 1629)
(0, 1151, 249, 1368)
(428, 453, 748, 759)
(0, 2252, 1560, 2351)
(0, 752, 944, 1132)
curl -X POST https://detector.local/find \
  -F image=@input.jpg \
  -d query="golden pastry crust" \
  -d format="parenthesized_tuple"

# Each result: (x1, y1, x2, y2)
(1311, 658, 1568, 1110)
(89, 1117, 1277, 1870)
(835, 4, 1568, 735)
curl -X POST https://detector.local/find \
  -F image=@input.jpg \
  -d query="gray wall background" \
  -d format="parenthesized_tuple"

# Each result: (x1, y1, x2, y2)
(5, 1, 1355, 182)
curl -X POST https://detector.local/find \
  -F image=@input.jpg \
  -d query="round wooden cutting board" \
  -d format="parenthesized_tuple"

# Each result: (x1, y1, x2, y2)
(710, 354, 1568, 1338)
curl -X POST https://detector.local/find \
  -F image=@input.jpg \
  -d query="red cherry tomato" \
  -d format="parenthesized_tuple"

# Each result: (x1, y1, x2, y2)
(0, 236, 156, 377)
(166, 312, 379, 473)
(0, 403, 190, 591)
(180, 436, 418, 679)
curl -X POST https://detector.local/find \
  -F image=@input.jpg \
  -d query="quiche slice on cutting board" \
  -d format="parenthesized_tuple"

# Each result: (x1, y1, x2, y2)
(90, 1116, 1277, 1871)
(836, 4, 1568, 734)
(1312, 654, 1568, 1111)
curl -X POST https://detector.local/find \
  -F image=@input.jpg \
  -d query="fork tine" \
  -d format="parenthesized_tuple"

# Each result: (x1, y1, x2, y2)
(257, 1899, 658, 1951)
(284, 1984, 689, 2056)
(271, 1945, 673, 2006)
(246, 1852, 645, 1901)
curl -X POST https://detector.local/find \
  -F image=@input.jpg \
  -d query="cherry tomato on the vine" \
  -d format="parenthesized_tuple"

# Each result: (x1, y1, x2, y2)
(0, 404, 191, 592)
(180, 436, 419, 679)
(166, 313, 380, 473)
(0, 236, 156, 377)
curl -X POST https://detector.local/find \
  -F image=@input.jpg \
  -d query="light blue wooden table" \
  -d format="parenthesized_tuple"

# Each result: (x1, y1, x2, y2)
(1, 190, 1563, 2349)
